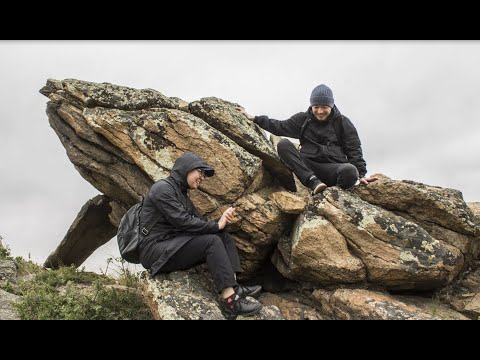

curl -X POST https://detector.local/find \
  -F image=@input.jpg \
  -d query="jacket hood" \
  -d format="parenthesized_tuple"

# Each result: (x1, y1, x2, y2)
(307, 105, 342, 122)
(170, 152, 215, 191)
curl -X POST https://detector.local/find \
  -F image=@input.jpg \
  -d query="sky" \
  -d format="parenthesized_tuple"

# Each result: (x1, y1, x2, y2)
(1, 40, 479, 274)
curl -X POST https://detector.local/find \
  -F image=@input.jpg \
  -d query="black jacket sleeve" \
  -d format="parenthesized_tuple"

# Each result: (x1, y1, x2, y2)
(190, 198, 210, 222)
(253, 112, 305, 139)
(341, 116, 367, 178)
(152, 183, 220, 234)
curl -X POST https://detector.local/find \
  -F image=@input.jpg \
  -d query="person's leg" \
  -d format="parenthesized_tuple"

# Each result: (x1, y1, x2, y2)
(336, 163, 359, 189)
(215, 232, 241, 273)
(216, 232, 262, 298)
(160, 235, 238, 293)
(307, 162, 359, 189)
(277, 139, 316, 186)
(161, 235, 262, 316)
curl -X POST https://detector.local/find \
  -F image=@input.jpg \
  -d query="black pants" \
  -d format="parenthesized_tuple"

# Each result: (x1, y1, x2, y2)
(277, 139, 359, 189)
(159, 232, 241, 292)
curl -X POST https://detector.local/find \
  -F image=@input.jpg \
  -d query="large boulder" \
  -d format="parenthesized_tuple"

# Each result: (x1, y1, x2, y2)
(141, 267, 283, 320)
(355, 175, 478, 237)
(41, 79, 479, 318)
(316, 188, 464, 290)
(189, 97, 296, 191)
(0, 289, 20, 320)
(41, 79, 291, 274)
(273, 186, 466, 290)
(0, 260, 17, 287)
(273, 198, 366, 285)
(44, 195, 118, 269)
(312, 288, 468, 320)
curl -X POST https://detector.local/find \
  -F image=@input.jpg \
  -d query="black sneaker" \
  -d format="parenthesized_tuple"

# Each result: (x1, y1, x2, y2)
(311, 180, 327, 195)
(235, 284, 262, 299)
(224, 295, 263, 317)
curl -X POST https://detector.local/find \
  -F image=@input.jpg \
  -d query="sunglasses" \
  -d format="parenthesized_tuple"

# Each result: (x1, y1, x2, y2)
(196, 168, 207, 179)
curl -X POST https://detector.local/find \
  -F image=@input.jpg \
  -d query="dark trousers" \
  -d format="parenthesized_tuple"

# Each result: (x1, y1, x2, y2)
(277, 139, 359, 189)
(159, 232, 241, 292)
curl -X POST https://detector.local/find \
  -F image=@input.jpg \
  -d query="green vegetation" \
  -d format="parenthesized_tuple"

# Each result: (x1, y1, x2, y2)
(1, 237, 152, 320)
(15, 262, 152, 320)
(0, 235, 13, 261)
(103, 257, 140, 288)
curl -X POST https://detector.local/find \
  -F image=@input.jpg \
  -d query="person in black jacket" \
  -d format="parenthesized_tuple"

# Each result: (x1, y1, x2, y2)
(238, 84, 378, 194)
(139, 152, 262, 316)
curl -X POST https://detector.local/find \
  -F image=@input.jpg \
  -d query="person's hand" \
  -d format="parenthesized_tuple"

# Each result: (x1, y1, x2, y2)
(235, 106, 255, 121)
(359, 176, 379, 185)
(218, 207, 236, 230)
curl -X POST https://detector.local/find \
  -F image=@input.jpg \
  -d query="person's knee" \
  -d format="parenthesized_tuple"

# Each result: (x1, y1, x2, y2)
(206, 235, 223, 248)
(277, 139, 294, 158)
(338, 164, 358, 189)
(217, 232, 234, 245)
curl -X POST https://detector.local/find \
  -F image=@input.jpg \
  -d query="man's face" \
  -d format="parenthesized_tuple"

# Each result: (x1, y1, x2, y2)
(312, 105, 332, 121)
(187, 168, 206, 190)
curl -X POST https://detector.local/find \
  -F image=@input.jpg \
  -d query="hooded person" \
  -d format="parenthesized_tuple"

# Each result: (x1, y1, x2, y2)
(236, 84, 378, 194)
(139, 152, 262, 316)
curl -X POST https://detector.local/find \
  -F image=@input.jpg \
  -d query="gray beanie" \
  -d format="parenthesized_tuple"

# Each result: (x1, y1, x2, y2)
(310, 84, 334, 108)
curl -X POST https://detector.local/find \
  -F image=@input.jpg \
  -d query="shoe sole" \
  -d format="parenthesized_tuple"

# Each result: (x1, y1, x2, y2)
(313, 183, 327, 195)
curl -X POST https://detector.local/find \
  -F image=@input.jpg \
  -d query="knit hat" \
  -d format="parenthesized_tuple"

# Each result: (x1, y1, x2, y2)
(310, 84, 334, 108)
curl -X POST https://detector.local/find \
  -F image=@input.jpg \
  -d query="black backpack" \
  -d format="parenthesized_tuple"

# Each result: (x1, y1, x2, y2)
(117, 197, 160, 264)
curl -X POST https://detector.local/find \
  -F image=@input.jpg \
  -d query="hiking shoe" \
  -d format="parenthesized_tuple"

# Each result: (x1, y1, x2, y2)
(311, 180, 327, 195)
(235, 284, 262, 299)
(224, 295, 263, 317)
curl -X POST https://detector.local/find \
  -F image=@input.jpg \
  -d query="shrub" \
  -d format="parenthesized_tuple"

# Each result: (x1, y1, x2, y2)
(15, 265, 152, 320)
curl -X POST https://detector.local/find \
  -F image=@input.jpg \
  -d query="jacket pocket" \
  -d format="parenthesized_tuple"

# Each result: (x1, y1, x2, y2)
(324, 145, 348, 162)
(299, 143, 318, 155)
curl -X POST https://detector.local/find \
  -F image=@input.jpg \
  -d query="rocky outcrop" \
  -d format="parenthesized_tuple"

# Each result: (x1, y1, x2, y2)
(0, 260, 17, 287)
(270, 191, 307, 214)
(468, 203, 480, 257)
(355, 175, 478, 236)
(259, 292, 325, 320)
(41, 79, 480, 318)
(0, 289, 20, 320)
(468, 202, 480, 221)
(315, 188, 464, 290)
(355, 175, 479, 261)
(313, 288, 468, 320)
(0, 244, 20, 320)
(438, 265, 480, 319)
(228, 188, 292, 275)
(189, 98, 296, 191)
(44, 195, 118, 269)
(41, 79, 292, 275)
(273, 199, 366, 285)
(141, 267, 283, 320)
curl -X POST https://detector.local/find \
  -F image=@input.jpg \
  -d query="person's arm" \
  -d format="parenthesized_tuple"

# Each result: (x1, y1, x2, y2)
(152, 184, 220, 234)
(237, 107, 303, 139)
(340, 116, 368, 178)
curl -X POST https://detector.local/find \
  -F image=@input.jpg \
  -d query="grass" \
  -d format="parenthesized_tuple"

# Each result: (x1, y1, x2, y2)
(102, 257, 141, 288)
(1, 237, 152, 320)
(0, 235, 14, 261)
(15, 264, 152, 320)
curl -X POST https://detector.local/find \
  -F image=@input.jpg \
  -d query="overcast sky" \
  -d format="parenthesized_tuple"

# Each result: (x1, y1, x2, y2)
(1, 40, 479, 274)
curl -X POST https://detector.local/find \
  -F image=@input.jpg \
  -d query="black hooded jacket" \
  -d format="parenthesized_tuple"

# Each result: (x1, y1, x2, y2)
(254, 106, 367, 177)
(138, 152, 219, 275)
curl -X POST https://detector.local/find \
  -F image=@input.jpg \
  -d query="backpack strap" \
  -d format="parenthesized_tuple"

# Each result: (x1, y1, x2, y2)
(332, 116, 345, 151)
(299, 117, 311, 145)
(300, 112, 345, 150)
(139, 196, 162, 236)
